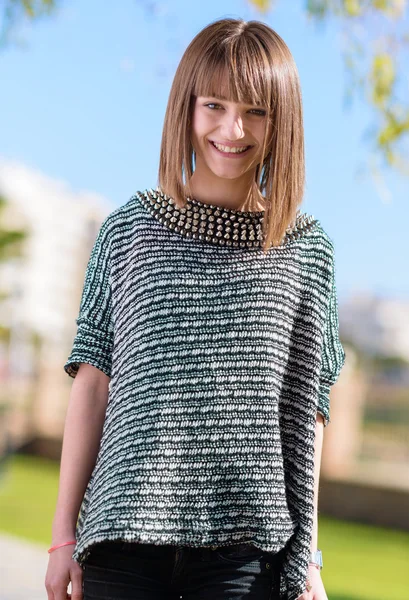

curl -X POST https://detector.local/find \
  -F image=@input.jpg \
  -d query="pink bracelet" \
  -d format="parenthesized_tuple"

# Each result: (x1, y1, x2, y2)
(48, 540, 77, 554)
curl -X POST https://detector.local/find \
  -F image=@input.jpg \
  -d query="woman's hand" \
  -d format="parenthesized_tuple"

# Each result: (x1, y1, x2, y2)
(296, 565, 328, 600)
(45, 546, 83, 600)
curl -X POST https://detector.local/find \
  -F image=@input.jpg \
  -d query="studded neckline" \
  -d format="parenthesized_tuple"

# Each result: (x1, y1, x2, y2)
(135, 187, 318, 249)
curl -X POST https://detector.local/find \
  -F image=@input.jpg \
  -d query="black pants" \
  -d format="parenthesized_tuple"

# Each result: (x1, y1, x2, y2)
(82, 541, 284, 600)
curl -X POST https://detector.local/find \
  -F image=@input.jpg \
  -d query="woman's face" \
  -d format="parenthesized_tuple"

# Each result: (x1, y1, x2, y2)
(191, 95, 270, 182)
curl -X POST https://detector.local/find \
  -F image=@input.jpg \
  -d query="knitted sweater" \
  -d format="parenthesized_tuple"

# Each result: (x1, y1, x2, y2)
(64, 188, 345, 600)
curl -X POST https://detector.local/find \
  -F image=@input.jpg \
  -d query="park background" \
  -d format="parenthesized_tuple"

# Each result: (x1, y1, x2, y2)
(0, 1, 408, 599)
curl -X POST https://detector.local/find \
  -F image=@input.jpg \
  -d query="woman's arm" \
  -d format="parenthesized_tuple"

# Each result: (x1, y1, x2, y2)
(51, 363, 109, 544)
(45, 363, 109, 600)
(300, 413, 329, 600)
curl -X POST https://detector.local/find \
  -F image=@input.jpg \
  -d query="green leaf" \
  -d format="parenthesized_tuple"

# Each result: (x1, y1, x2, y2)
(370, 53, 395, 108)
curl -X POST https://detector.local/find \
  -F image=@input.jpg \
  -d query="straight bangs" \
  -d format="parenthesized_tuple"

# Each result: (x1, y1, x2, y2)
(192, 44, 272, 111)
(158, 18, 305, 252)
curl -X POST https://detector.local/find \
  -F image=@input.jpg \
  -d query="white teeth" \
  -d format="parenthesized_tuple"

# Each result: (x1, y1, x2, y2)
(212, 142, 250, 154)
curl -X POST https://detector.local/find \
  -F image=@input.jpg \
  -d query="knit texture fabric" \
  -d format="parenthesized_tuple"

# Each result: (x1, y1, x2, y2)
(64, 190, 345, 600)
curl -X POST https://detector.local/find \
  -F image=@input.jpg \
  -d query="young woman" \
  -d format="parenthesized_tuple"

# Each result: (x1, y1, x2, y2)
(45, 17, 345, 600)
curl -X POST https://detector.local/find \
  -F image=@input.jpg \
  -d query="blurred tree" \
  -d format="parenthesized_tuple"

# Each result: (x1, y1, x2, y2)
(249, 0, 409, 177)
(0, 0, 58, 48)
(0, 1, 52, 277)
(0, 196, 27, 262)
(0, 194, 28, 325)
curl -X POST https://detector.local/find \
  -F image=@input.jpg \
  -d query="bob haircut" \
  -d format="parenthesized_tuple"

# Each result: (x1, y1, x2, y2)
(158, 17, 305, 252)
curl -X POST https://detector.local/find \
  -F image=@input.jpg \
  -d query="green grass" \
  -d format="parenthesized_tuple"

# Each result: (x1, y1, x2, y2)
(0, 454, 59, 543)
(319, 515, 409, 600)
(0, 454, 408, 599)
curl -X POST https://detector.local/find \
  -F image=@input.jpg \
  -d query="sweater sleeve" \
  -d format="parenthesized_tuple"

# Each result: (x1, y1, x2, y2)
(316, 251, 346, 426)
(277, 241, 346, 600)
(64, 216, 114, 379)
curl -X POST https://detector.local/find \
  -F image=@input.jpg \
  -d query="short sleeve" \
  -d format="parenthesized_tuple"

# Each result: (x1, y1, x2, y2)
(317, 252, 346, 426)
(64, 217, 114, 379)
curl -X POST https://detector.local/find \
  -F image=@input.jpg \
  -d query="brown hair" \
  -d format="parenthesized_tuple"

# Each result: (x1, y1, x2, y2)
(158, 17, 305, 252)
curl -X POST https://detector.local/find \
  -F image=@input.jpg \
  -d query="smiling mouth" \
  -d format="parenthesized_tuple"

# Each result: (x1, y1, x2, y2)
(209, 141, 253, 156)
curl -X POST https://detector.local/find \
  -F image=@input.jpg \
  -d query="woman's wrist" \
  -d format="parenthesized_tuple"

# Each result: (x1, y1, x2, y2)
(51, 526, 77, 546)
(48, 540, 77, 554)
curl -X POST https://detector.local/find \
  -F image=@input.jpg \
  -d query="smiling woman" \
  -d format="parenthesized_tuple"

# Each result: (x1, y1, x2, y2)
(190, 94, 270, 211)
(46, 17, 345, 600)
(159, 21, 305, 246)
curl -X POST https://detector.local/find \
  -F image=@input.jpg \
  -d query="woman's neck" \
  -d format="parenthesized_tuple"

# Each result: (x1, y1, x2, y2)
(187, 173, 266, 212)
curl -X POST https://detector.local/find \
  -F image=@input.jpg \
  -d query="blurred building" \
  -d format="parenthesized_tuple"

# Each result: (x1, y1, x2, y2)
(340, 292, 409, 361)
(320, 343, 409, 531)
(0, 159, 113, 454)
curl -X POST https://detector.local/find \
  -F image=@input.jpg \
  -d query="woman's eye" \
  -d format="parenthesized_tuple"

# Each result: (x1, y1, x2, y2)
(204, 103, 266, 116)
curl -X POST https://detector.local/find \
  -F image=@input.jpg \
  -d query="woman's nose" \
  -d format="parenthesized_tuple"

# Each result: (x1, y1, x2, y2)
(220, 112, 245, 140)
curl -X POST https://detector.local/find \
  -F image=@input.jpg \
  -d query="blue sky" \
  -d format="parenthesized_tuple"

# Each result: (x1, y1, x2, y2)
(0, 0, 408, 303)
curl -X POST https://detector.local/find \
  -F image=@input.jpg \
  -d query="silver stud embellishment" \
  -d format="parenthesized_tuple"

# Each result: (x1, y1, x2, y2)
(135, 188, 317, 249)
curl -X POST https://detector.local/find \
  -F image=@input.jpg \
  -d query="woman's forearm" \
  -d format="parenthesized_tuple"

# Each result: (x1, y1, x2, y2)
(311, 412, 325, 552)
(51, 364, 109, 544)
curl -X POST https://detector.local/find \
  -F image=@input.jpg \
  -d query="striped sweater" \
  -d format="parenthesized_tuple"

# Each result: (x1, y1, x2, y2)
(64, 189, 345, 600)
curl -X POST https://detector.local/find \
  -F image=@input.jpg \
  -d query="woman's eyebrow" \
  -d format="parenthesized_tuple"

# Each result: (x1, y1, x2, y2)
(198, 93, 229, 101)
(202, 95, 265, 107)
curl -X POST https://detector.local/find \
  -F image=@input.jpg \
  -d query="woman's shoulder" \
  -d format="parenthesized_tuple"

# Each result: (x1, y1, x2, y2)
(98, 189, 150, 234)
(297, 211, 335, 249)
(293, 212, 338, 276)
